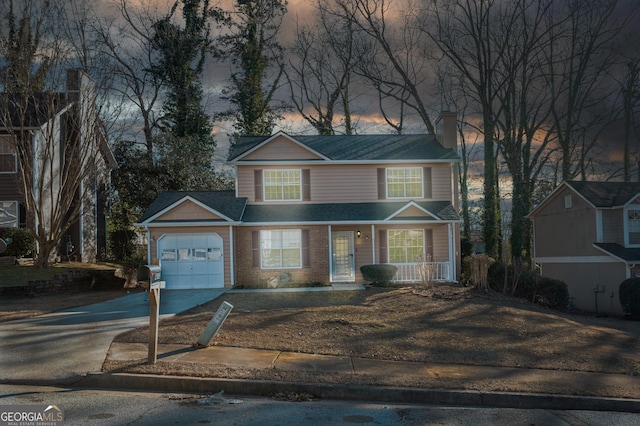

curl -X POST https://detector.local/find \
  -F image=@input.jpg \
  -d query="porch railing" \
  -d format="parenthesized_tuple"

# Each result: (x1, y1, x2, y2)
(390, 262, 451, 283)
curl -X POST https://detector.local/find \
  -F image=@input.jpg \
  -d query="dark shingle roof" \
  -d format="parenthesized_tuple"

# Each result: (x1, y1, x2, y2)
(137, 193, 459, 225)
(241, 201, 459, 223)
(228, 134, 458, 162)
(567, 181, 640, 207)
(594, 243, 640, 262)
(138, 191, 247, 223)
(0, 93, 69, 128)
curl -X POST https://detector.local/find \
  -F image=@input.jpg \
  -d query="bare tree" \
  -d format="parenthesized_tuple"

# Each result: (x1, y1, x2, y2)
(334, 0, 437, 133)
(285, 4, 358, 135)
(0, 0, 110, 266)
(544, 0, 624, 181)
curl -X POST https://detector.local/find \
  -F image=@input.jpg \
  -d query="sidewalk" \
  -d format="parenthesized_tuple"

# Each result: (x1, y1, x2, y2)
(85, 341, 640, 413)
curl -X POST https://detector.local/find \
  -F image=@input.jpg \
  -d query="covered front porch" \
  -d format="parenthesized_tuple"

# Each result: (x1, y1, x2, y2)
(328, 222, 458, 284)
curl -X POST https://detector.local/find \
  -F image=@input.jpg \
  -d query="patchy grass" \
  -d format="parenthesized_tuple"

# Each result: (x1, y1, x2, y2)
(0, 261, 123, 287)
(114, 284, 640, 376)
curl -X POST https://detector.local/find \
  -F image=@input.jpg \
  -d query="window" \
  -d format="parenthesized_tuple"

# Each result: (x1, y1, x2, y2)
(0, 135, 17, 173)
(264, 169, 301, 201)
(387, 168, 423, 198)
(564, 195, 573, 209)
(629, 207, 640, 245)
(388, 230, 424, 263)
(0, 201, 18, 228)
(260, 230, 302, 268)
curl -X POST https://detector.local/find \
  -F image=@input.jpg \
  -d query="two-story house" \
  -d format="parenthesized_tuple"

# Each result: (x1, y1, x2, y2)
(529, 181, 640, 313)
(0, 69, 116, 262)
(136, 113, 461, 289)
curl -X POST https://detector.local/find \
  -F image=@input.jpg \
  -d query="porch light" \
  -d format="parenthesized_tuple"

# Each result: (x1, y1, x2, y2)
(357, 230, 361, 238)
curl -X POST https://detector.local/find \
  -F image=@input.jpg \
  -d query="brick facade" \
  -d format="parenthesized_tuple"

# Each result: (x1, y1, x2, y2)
(234, 225, 330, 286)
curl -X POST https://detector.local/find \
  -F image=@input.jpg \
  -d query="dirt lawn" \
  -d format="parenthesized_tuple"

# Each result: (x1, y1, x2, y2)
(106, 283, 640, 398)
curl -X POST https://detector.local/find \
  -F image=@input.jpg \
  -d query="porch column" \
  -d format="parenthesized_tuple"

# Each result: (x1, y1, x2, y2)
(229, 225, 235, 287)
(448, 223, 455, 281)
(328, 225, 333, 282)
(371, 224, 376, 264)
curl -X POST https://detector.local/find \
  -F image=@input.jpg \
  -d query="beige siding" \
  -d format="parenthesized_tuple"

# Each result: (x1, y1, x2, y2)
(533, 187, 600, 257)
(148, 226, 233, 288)
(601, 209, 625, 244)
(237, 163, 453, 204)
(396, 205, 435, 218)
(242, 136, 322, 161)
(156, 200, 223, 221)
(541, 262, 625, 313)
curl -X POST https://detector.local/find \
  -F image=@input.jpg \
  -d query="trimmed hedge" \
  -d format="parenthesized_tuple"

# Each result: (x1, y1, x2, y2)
(360, 264, 398, 285)
(533, 277, 569, 308)
(0, 228, 35, 258)
(619, 278, 640, 317)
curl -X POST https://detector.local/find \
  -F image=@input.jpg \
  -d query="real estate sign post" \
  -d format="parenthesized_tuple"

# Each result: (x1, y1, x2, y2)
(197, 302, 234, 347)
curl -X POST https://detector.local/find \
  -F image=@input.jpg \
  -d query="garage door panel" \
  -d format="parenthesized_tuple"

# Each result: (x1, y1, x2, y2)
(158, 233, 224, 289)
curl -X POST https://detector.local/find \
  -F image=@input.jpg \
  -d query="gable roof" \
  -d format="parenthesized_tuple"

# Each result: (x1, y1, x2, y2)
(567, 181, 640, 208)
(228, 132, 459, 162)
(0, 93, 70, 128)
(137, 191, 247, 223)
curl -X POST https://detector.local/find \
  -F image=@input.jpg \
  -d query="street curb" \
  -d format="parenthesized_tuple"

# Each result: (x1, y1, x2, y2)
(77, 373, 640, 413)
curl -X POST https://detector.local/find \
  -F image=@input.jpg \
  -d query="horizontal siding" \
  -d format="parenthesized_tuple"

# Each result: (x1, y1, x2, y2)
(156, 200, 223, 221)
(601, 209, 624, 244)
(237, 163, 454, 204)
(0, 174, 22, 200)
(242, 137, 321, 160)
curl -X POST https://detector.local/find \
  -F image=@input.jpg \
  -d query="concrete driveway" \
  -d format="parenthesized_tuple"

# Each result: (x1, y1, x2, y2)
(0, 289, 226, 383)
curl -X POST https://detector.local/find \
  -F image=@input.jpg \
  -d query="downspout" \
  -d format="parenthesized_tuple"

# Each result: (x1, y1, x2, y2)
(145, 226, 151, 264)
(229, 225, 235, 287)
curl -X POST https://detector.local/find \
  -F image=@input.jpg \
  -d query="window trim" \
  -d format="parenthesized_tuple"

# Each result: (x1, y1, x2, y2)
(0, 200, 19, 228)
(626, 204, 640, 247)
(0, 135, 17, 174)
(386, 167, 424, 199)
(387, 229, 425, 264)
(263, 169, 303, 202)
(260, 229, 303, 269)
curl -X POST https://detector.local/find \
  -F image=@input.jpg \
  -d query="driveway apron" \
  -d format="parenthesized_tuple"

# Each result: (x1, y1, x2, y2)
(0, 289, 225, 382)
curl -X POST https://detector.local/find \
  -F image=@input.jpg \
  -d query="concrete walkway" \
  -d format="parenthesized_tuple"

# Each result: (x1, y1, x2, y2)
(0, 289, 226, 382)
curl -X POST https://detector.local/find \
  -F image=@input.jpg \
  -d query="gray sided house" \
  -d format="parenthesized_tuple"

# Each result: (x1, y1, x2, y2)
(529, 181, 640, 313)
(0, 69, 116, 262)
(137, 113, 461, 289)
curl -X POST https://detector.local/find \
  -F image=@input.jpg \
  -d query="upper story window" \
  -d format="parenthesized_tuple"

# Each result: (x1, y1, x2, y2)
(0, 135, 17, 173)
(387, 167, 423, 198)
(628, 206, 640, 246)
(264, 169, 301, 201)
(0, 201, 18, 228)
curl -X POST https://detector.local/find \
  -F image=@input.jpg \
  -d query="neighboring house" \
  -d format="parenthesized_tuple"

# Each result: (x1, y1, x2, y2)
(136, 112, 461, 289)
(0, 69, 116, 262)
(529, 181, 640, 313)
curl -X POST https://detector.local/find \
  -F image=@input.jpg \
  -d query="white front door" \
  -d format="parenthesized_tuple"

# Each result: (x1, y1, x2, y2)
(158, 233, 224, 289)
(332, 231, 355, 282)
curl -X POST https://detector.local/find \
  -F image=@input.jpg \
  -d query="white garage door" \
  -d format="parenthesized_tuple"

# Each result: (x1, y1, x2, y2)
(158, 233, 224, 289)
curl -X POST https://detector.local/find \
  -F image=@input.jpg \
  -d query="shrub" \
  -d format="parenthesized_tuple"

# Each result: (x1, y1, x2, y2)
(360, 264, 398, 285)
(108, 229, 137, 262)
(619, 278, 640, 317)
(0, 228, 35, 258)
(533, 277, 569, 308)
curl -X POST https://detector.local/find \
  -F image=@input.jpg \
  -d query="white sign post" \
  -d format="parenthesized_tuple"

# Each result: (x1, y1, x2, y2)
(197, 301, 233, 347)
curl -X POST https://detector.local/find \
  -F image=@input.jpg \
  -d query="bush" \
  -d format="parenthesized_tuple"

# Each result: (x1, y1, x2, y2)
(533, 277, 569, 308)
(619, 278, 640, 317)
(360, 264, 398, 285)
(0, 228, 35, 258)
(108, 229, 138, 262)
(486, 261, 536, 297)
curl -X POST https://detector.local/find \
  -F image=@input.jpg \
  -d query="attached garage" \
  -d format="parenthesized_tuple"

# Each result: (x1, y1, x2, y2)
(158, 233, 224, 289)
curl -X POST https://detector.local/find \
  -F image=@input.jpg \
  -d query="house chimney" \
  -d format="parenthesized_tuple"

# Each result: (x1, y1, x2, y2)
(436, 111, 458, 152)
(66, 69, 81, 101)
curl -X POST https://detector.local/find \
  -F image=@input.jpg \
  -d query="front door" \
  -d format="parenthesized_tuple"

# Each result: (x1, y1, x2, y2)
(332, 231, 355, 282)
